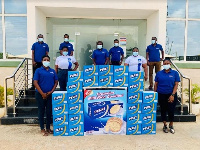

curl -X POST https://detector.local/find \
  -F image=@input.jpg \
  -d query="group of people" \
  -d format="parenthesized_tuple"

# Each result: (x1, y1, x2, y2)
(31, 33, 180, 136)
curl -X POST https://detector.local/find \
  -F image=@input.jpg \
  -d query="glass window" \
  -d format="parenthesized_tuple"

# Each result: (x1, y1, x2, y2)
(0, 17, 2, 59)
(5, 17, 27, 56)
(189, 0, 200, 18)
(5, 0, 27, 14)
(0, 0, 2, 14)
(166, 21, 185, 60)
(167, 0, 186, 18)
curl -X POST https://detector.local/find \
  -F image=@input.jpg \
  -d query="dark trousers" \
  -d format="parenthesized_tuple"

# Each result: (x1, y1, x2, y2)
(111, 61, 120, 65)
(158, 93, 177, 122)
(32, 62, 43, 88)
(58, 69, 70, 91)
(35, 92, 52, 130)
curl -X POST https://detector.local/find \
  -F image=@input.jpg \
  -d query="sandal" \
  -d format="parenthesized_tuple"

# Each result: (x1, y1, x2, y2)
(41, 129, 48, 136)
(46, 129, 53, 134)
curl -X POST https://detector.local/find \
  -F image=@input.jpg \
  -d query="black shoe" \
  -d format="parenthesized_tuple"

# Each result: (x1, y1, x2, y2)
(29, 87, 35, 90)
(148, 86, 153, 90)
(163, 125, 168, 133)
(169, 125, 175, 134)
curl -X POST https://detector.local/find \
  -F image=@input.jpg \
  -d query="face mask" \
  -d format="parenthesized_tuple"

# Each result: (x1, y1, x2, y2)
(163, 64, 171, 70)
(151, 40, 156, 44)
(63, 51, 68, 56)
(133, 52, 138, 56)
(38, 38, 43, 42)
(97, 45, 103, 49)
(43, 61, 50, 67)
(64, 38, 69, 42)
(114, 43, 119, 47)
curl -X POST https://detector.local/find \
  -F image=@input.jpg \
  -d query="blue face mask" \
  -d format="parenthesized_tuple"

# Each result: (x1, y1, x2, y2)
(64, 38, 69, 42)
(163, 64, 171, 70)
(114, 43, 119, 47)
(38, 38, 43, 42)
(43, 61, 50, 67)
(151, 40, 156, 44)
(133, 52, 138, 56)
(97, 45, 103, 49)
(63, 51, 68, 56)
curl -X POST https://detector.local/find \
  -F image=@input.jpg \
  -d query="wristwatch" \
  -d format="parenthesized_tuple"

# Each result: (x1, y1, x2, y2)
(171, 94, 175, 96)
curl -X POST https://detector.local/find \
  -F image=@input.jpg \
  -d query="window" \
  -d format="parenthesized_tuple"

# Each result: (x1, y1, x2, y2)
(189, 0, 200, 19)
(0, 0, 2, 14)
(5, 0, 27, 14)
(0, 17, 2, 59)
(167, 0, 186, 18)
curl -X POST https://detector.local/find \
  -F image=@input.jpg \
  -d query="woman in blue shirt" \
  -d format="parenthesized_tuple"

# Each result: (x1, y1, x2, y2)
(33, 55, 58, 136)
(154, 59, 180, 134)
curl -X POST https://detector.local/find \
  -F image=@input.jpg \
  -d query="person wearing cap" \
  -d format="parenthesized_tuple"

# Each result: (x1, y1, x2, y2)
(124, 47, 148, 81)
(92, 41, 109, 65)
(109, 39, 124, 65)
(59, 34, 74, 56)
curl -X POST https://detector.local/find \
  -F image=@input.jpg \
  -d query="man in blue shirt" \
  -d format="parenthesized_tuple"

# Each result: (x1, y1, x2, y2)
(59, 34, 74, 56)
(109, 39, 124, 65)
(146, 37, 164, 90)
(92, 41, 109, 65)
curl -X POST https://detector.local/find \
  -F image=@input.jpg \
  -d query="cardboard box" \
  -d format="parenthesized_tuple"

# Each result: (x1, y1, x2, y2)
(67, 92, 83, 104)
(128, 71, 144, 82)
(69, 114, 84, 126)
(113, 76, 128, 87)
(127, 103, 142, 114)
(83, 65, 98, 76)
(113, 66, 128, 76)
(99, 76, 113, 87)
(128, 81, 143, 93)
(141, 103, 157, 114)
(83, 76, 98, 87)
(53, 114, 68, 126)
(68, 71, 83, 82)
(127, 124, 141, 135)
(53, 125, 69, 136)
(69, 124, 84, 136)
(141, 113, 156, 124)
(142, 123, 156, 134)
(98, 65, 113, 76)
(127, 92, 143, 103)
(52, 104, 68, 115)
(52, 91, 68, 105)
(127, 113, 142, 124)
(67, 82, 83, 93)
(68, 103, 84, 115)
(143, 91, 158, 103)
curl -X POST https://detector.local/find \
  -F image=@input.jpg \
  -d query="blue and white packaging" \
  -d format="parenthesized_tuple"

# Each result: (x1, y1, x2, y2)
(67, 82, 83, 93)
(98, 65, 113, 76)
(67, 92, 83, 104)
(52, 103, 68, 115)
(127, 113, 142, 124)
(52, 91, 68, 105)
(114, 66, 128, 76)
(127, 103, 142, 114)
(69, 114, 84, 126)
(142, 103, 157, 114)
(127, 92, 143, 103)
(68, 71, 83, 82)
(53, 114, 68, 126)
(114, 76, 128, 87)
(53, 125, 68, 136)
(83, 76, 98, 87)
(69, 103, 84, 115)
(143, 91, 158, 103)
(142, 113, 156, 124)
(129, 71, 144, 82)
(99, 76, 113, 87)
(142, 123, 156, 134)
(128, 81, 143, 93)
(69, 124, 84, 136)
(127, 124, 141, 135)
(83, 65, 98, 76)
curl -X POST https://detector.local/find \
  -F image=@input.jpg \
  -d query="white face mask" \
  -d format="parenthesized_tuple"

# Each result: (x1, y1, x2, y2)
(97, 45, 103, 49)
(43, 61, 50, 67)
(62, 51, 68, 56)
(151, 40, 156, 44)
(64, 38, 69, 42)
(133, 52, 138, 56)
(163, 64, 171, 70)
(38, 38, 43, 42)
(114, 43, 119, 47)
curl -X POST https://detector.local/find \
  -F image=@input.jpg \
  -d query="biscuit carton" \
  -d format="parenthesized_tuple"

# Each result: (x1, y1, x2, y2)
(113, 76, 128, 87)
(52, 103, 68, 115)
(99, 76, 113, 87)
(52, 91, 68, 105)
(69, 124, 84, 136)
(127, 103, 142, 114)
(127, 92, 143, 103)
(83, 65, 98, 76)
(128, 71, 144, 82)
(68, 103, 84, 115)
(53, 125, 69, 136)
(127, 113, 142, 124)
(143, 91, 158, 103)
(53, 114, 68, 126)
(98, 65, 113, 76)
(83, 76, 98, 87)
(114, 66, 128, 76)
(68, 71, 83, 82)
(69, 114, 84, 126)
(67, 92, 83, 104)
(128, 81, 144, 93)
(127, 124, 141, 135)
(67, 81, 83, 93)
(142, 123, 156, 134)
(141, 103, 157, 114)
(141, 113, 156, 124)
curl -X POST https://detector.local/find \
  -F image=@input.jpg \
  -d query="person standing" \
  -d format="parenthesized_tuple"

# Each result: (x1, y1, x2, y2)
(154, 59, 180, 134)
(146, 37, 164, 90)
(92, 41, 109, 65)
(59, 34, 74, 56)
(33, 55, 58, 136)
(124, 47, 148, 81)
(109, 39, 124, 65)
(55, 47, 79, 91)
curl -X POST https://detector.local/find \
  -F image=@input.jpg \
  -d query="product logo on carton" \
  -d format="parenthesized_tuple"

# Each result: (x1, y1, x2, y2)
(143, 105, 152, 110)
(129, 105, 137, 110)
(128, 116, 137, 121)
(128, 126, 136, 131)
(69, 95, 78, 100)
(143, 115, 151, 121)
(85, 67, 93, 72)
(88, 91, 123, 100)
(85, 78, 93, 83)
(129, 84, 139, 89)
(115, 78, 123, 83)
(70, 127, 78, 132)
(54, 106, 63, 111)
(69, 84, 77, 89)
(145, 95, 153, 99)
(94, 107, 106, 114)
(129, 95, 137, 99)
(100, 67, 108, 72)
(70, 116, 79, 121)
(69, 73, 79, 78)
(70, 105, 79, 110)
(115, 68, 123, 72)
(130, 74, 138, 78)
(143, 125, 152, 131)
(53, 95, 63, 100)
(54, 116, 63, 122)
(55, 127, 64, 132)
(100, 77, 108, 82)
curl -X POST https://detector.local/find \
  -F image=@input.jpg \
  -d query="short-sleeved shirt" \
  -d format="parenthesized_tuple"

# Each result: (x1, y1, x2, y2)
(92, 48, 109, 65)
(125, 55, 147, 72)
(33, 66, 58, 93)
(59, 42, 74, 55)
(31, 42, 49, 62)
(109, 46, 124, 61)
(146, 44, 163, 62)
(154, 69, 180, 94)
(55, 55, 76, 69)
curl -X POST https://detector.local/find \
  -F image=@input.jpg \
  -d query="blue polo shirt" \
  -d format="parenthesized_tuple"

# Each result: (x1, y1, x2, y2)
(33, 66, 58, 93)
(109, 46, 124, 61)
(59, 42, 74, 55)
(146, 44, 163, 62)
(31, 42, 49, 63)
(92, 48, 109, 65)
(155, 69, 180, 94)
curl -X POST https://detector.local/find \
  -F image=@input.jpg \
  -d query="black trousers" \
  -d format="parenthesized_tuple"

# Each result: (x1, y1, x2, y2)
(32, 62, 43, 88)
(158, 93, 177, 122)
(111, 61, 120, 65)
(57, 69, 69, 91)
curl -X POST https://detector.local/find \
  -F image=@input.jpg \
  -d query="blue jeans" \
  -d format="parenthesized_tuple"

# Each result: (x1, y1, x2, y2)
(58, 69, 70, 91)
(35, 92, 52, 130)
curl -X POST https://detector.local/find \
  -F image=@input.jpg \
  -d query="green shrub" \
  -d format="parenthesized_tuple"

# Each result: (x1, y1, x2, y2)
(184, 84, 200, 104)
(0, 85, 13, 107)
